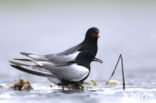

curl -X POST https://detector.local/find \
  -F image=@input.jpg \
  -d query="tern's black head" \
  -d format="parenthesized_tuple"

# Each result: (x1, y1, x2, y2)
(85, 27, 99, 41)
(81, 27, 100, 57)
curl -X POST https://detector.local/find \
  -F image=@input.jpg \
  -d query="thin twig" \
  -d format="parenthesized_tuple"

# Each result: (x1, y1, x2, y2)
(108, 55, 121, 81)
(120, 54, 125, 90)
(107, 54, 126, 90)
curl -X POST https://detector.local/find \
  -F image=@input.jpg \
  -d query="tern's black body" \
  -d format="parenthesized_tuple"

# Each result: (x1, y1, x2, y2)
(10, 27, 102, 87)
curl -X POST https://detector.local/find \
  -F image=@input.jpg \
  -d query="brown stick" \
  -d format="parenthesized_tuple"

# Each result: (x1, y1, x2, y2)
(108, 55, 121, 81)
(120, 54, 125, 90)
(107, 54, 126, 90)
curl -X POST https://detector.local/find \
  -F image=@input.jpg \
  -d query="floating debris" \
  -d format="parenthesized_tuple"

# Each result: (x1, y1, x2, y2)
(80, 80, 98, 90)
(106, 80, 120, 85)
(91, 80, 98, 86)
(83, 81, 91, 85)
(10, 79, 32, 91)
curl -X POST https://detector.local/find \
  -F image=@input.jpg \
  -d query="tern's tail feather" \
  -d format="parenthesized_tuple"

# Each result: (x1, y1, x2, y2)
(20, 52, 47, 60)
(9, 59, 32, 66)
(9, 58, 38, 67)
(9, 58, 55, 77)
(11, 64, 54, 77)
(14, 58, 31, 62)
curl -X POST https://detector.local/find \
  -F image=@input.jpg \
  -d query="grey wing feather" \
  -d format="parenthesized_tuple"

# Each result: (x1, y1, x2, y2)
(44, 54, 74, 64)
(11, 64, 55, 77)
(57, 43, 82, 55)
(10, 57, 87, 81)
(10, 59, 58, 77)
(20, 43, 82, 64)
(10, 43, 84, 79)
(10, 59, 50, 73)
(10, 43, 85, 81)
(20, 52, 73, 64)
(20, 52, 48, 61)
(44, 43, 82, 63)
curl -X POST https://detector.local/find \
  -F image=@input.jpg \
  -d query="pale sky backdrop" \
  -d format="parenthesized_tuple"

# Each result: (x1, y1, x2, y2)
(0, 0, 156, 83)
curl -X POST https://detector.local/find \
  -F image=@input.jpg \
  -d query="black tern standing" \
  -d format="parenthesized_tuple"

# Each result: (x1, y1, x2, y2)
(10, 27, 102, 89)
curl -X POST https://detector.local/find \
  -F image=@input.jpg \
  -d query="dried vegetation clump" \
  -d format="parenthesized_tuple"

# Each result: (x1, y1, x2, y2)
(10, 79, 32, 91)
